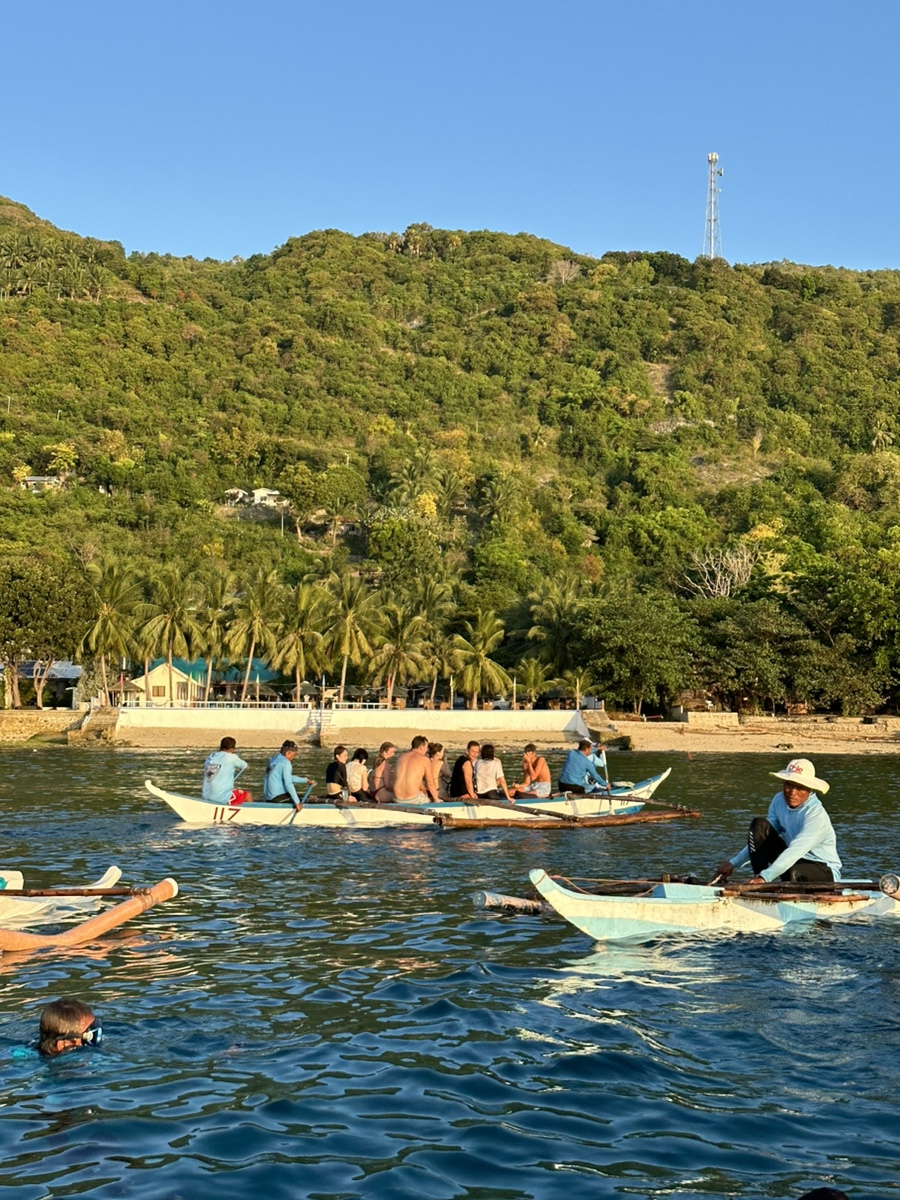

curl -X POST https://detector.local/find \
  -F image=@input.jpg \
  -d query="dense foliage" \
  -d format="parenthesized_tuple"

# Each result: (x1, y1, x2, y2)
(2, 195, 900, 713)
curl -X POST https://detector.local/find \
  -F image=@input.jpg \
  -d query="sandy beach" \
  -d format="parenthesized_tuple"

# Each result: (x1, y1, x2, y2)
(583, 714, 900, 756)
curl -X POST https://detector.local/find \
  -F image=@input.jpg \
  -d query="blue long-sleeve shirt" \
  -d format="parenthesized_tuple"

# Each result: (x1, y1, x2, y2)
(263, 752, 309, 805)
(730, 791, 842, 883)
(202, 750, 247, 803)
(559, 749, 607, 790)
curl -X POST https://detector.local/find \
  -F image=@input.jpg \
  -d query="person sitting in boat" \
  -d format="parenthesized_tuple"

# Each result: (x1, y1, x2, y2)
(558, 740, 608, 794)
(449, 741, 480, 801)
(426, 743, 451, 800)
(38, 998, 102, 1057)
(203, 737, 252, 805)
(262, 740, 314, 810)
(371, 742, 396, 803)
(346, 748, 370, 802)
(325, 746, 349, 800)
(511, 744, 552, 799)
(475, 744, 512, 802)
(715, 758, 842, 885)
(394, 736, 440, 804)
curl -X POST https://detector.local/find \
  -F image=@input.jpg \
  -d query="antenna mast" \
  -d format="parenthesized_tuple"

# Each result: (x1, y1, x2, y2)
(703, 152, 723, 259)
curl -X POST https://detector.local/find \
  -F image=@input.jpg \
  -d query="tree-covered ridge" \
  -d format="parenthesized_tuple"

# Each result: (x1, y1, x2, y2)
(1, 198, 900, 714)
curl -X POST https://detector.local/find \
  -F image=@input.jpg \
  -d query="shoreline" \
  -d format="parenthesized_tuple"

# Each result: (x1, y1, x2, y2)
(0, 710, 898, 756)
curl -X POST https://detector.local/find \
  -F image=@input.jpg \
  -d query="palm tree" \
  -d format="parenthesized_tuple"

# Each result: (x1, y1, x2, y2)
(139, 565, 203, 707)
(559, 667, 597, 711)
(194, 570, 236, 702)
(424, 627, 462, 705)
(526, 574, 589, 675)
(517, 656, 557, 706)
(453, 611, 511, 710)
(273, 582, 330, 701)
(369, 603, 429, 705)
(227, 568, 282, 703)
(323, 571, 379, 702)
(81, 558, 143, 705)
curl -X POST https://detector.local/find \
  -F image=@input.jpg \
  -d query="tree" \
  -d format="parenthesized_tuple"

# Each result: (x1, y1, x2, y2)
(0, 557, 91, 708)
(273, 582, 330, 699)
(227, 568, 282, 703)
(516, 656, 557, 705)
(579, 590, 698, 714)
(369, 603, 429, 705)
(194, 570, 235, 702)
(139, 565, 203, 707)
(453, 611, 511, 709)
(82, 558, 143, 705)
(323, 571, 379, 702)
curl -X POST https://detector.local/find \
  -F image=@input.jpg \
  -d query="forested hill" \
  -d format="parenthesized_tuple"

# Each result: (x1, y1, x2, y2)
(3, 197, 900, 714)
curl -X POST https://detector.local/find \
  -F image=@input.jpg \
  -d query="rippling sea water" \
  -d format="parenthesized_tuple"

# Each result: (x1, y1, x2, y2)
(0, 746, 898, 1200)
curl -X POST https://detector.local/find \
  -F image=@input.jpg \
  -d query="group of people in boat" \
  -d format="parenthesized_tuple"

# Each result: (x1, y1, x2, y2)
(200, 735, 612, 811)
(201, 737, 842, 885)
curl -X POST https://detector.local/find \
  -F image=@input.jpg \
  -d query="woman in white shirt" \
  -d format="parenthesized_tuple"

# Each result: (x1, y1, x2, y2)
(475, 744, 511, 801)
(346, 748, 370, 802)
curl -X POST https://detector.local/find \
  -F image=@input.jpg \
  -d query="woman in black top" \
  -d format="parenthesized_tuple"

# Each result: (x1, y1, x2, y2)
(325, 745, 349, 799)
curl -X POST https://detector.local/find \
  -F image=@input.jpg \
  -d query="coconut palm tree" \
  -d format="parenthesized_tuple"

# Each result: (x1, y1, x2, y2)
(273, 582, 330, 701)
(453, 611, 511, 710)
(517, 656, 558, 706)
(526, 574, 589, 675)
(368, 603, 429, 705)
(558, 666, 597, 711)
(227, 568, 282, 703)
(323, 571, 379, 702)
(81, 558, 143, 705)
(139, 565, 203, 707)
(194, 570, 236, 702)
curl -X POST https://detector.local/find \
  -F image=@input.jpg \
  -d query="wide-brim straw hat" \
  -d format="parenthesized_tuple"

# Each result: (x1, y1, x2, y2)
(771, 757, 829, 794)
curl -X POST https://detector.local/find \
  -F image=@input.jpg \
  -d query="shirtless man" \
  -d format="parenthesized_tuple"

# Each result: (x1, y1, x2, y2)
(393, 736, 440, 804)
(511, 743, 552, 798)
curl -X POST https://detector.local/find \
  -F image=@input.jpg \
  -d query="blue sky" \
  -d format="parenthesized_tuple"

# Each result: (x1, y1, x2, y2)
(5, 1, 898, 268)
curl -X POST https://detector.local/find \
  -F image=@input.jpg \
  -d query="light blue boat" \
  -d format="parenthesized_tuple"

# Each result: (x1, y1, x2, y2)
(529, 868, 900, 941)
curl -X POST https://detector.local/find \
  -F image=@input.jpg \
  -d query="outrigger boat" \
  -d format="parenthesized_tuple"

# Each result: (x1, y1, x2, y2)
(0, 866, 123, 929)
(145, 768, 691, 829)
(525, 868, 900, 941)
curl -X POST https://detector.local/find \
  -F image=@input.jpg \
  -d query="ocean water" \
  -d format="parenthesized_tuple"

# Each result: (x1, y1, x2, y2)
(0, 746, 898, 1200)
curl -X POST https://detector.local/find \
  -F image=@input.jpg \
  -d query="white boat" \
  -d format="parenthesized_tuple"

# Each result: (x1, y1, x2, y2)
(0, 866, 123, 929)
(145, 769, 673, 828)
(529, 868, 900, 941)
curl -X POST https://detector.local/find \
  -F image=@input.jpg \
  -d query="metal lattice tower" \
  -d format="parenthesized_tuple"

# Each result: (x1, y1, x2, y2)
(703, 152, 723, 259)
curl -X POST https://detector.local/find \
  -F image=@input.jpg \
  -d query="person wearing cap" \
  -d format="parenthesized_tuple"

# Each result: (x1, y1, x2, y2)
(715, 758, 842, 885)
(262, 740, 314, 810)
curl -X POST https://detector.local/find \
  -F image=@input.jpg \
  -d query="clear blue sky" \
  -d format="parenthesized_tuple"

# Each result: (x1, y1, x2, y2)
(5, 0, 898, 269)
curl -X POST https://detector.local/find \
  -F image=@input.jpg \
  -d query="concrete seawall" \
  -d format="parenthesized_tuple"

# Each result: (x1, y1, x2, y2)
(112, 706, 592, 749)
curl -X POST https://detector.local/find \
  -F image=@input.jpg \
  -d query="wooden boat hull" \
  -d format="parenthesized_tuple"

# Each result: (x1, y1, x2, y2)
(529, 868, 900, 941)
(0, 867, 122, 929)
(145, 770, 672, 828)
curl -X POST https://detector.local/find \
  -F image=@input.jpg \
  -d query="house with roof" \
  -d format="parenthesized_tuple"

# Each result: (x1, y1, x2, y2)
(127, 662, 205, 707)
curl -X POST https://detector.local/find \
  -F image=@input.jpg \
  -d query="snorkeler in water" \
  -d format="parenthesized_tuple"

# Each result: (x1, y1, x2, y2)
(38, 998, 102, 1057)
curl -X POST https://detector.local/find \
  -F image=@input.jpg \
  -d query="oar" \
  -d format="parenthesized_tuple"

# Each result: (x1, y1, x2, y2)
(0, 886, 152, 898)
(471, 797, 578, 822)
(333, 799, 442, 819)
(0, 877, 178, 951)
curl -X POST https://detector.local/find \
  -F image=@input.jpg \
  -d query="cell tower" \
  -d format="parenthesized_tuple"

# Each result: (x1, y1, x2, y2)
(703, 151, 723, 259)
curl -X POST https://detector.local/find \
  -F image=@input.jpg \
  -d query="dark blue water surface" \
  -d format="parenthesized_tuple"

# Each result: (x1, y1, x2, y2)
(0, 747, 898, 1200)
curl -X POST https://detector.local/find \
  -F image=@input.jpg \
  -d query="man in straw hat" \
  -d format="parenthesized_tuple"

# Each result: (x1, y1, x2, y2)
(714, 758, 842, 885)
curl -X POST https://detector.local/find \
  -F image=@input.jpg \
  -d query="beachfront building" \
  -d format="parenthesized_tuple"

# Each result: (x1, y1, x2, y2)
(127, 662, 205, 707)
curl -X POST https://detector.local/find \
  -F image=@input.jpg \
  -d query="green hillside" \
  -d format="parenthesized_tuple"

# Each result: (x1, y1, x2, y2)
(2, 200, 900, 714)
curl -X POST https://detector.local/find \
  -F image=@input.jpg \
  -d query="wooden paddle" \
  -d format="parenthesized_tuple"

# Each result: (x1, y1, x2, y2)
(0, 877, 179, 951)
(0, 887, 150, 898)
(472, 797, 578, 822)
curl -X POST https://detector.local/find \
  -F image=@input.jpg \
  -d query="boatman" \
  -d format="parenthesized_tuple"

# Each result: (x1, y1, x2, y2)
(714, 758, 842, 885)
(202, 737, 252, 805)
(558, 739, 608, 794)
(262, 740, 314, 810)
